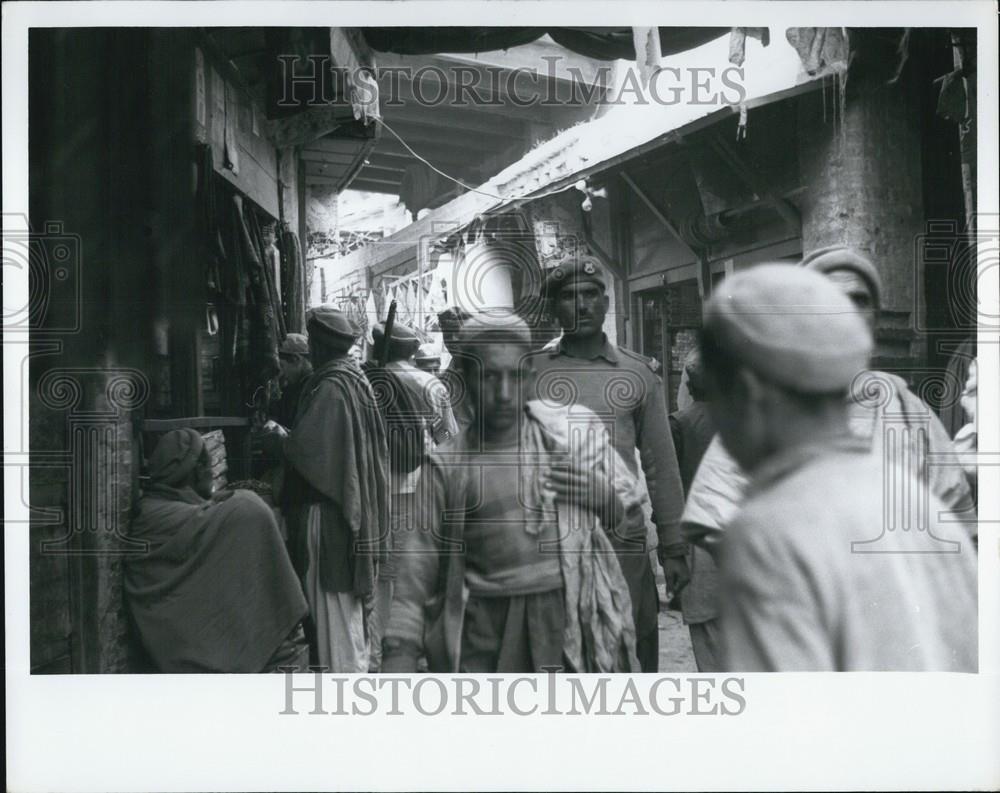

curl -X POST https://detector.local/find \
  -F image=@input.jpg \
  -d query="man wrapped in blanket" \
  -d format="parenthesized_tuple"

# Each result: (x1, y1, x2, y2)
(382, 314, 648, 673)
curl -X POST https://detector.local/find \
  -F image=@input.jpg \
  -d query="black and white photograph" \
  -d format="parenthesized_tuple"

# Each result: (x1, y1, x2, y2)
(4, 2, 998, 791)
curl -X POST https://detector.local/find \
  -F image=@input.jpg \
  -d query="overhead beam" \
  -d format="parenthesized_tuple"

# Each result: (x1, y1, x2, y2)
(376, 52, 572, 123)
(389, 117, 523, 144)
(384, 102, 525, 138)
(347, 172, 399, 186)
(306, 136, 372, 155)
(620, 171, 700, 262)
(372, 139, 489, 166)
(356, 163, 408, 179)
(349, 179, 402, 195)
(304, 174, 344, 185)
(435, 38, 610, 89)
(708, 134, 801, 232)
(377, 72, 562, 123)
(266, 105, 357, 148)
(300, 149, 361, 165)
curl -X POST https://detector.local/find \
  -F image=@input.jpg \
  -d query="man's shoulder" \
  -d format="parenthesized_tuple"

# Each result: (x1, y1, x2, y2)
(309, 364, 367, 391)
(671, 401, 709, 425)
(615, 345, 662, 377)
(526, 398, 601, 428)
(526, 341, 559, 365)
(739, 451, 877, 533)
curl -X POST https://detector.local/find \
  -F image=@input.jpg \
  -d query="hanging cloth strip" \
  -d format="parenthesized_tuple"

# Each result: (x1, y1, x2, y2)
(194, 143, 226, 297)
(280, 227, 306, 333)
(246, 208, 287, 341)
(231, 195, 280, 387)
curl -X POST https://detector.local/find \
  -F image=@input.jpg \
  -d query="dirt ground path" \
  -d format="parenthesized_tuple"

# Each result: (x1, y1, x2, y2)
(656, 581, 697, 673)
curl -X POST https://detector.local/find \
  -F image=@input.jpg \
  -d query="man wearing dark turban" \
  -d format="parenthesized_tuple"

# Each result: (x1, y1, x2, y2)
(125, 429, 308, 672)
(282, 306, 390, 672)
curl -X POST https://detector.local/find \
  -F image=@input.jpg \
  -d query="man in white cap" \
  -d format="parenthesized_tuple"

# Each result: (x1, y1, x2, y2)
(700, 265, 976, 671)
(680, 247, 976, 671)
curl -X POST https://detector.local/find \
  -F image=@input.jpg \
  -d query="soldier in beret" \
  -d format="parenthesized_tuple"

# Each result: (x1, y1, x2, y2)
(700, 265, 976, 671)
(530, 258, 688, 673)
(282, 306, 389, 672)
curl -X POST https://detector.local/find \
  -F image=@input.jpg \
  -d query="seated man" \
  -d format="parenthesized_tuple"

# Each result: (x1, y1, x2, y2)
(126, 428, 309, 673)
(382, 314, 648, 674)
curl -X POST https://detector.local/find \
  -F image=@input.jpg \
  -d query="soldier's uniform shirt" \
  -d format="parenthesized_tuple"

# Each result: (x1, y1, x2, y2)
(529, 335, 685, 554)
(528, 335, 686, 672)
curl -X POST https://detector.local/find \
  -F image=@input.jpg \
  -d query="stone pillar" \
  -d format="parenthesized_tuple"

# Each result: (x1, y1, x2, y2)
(797, 31, 925, 367)
(33, 366, 149, 673)
(306, 182, 339, 305)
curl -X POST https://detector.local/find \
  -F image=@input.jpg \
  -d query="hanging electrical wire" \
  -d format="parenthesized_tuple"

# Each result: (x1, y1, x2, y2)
(372, 116, 586, 207)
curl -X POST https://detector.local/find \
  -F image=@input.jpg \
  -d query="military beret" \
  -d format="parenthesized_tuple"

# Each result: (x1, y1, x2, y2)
(306, 306, 360, 351)
(703, 264, 873, 394)
(801, 245, 882, 309)
(543, 258, 607, 298)
(279, 332, 309, 356)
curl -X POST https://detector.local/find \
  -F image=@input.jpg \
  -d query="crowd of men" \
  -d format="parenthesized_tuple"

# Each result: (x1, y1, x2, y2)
(125, 244, 979, 674)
